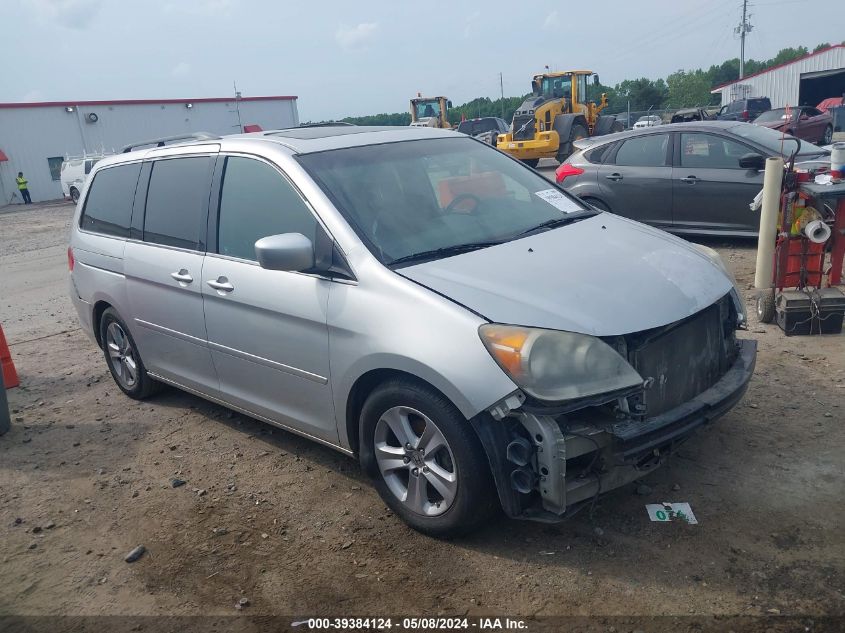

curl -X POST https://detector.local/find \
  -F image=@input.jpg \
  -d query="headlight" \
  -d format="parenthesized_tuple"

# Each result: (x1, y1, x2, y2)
(693, 244, 746, 326)
(479, 324, 643, 402)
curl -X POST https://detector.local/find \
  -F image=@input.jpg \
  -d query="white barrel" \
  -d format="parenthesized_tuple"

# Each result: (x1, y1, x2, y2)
(832, 142, 845, 175)
(754, 157, 784, 290)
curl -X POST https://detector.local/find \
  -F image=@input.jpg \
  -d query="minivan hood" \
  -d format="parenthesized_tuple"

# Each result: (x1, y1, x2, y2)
(399, 214, 734, 337)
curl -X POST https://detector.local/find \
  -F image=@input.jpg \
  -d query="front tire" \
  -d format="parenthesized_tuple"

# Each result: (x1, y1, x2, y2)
(99, 308, 161, 399)
(360, 378, 497, 537)
(70, 188, 80, 204)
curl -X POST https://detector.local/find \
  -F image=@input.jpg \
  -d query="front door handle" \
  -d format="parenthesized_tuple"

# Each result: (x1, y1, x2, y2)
(605, 173, 623, 181)
(680, 176, 699, 184)
(207, 277, 234, 292)
(170, 269, 193, 284)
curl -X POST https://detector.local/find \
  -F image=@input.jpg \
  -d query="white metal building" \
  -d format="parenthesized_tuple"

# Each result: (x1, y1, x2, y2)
(0, 95, 299, 204)
(712, 45, 845, 108)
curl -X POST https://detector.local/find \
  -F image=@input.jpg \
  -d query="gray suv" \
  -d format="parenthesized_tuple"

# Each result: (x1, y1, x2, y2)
(68, 126, 755, 536)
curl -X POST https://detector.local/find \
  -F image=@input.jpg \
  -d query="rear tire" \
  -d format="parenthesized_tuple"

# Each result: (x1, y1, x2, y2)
(99, 308, 162, 399)
(70, 188, 80, 204)
(822, 125, 833, 145)
(611, 121, 624, 133)
(756, 289, 776, 324)
(360, 378, 497, 537)
(522, 158, 539, 168)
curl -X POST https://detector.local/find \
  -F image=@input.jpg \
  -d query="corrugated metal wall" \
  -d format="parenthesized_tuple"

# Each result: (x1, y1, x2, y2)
(0, 98, 298, 204)
(713, 47, 845, 108)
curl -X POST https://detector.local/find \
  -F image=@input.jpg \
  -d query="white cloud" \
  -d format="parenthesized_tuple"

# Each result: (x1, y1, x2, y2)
(171, 61, 191, 77)
(335, 22, 379, 50)
(463, 11, 481, 39)
(164, 0, 236, 16)
(29, 0, 102, 29)
(20, 89, 44, 102)
(543, 10, 559, 30)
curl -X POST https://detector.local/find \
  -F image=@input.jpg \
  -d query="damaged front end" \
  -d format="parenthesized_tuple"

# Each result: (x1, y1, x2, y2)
(473, 293, 756, 522)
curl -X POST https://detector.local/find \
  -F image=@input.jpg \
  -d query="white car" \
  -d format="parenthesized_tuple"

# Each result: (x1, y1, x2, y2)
(633, 115, 663, 129)
(61, 155, 108, 203)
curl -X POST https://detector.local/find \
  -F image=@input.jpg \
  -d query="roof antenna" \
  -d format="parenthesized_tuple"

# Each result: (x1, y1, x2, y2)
(232, 80, 243, 133)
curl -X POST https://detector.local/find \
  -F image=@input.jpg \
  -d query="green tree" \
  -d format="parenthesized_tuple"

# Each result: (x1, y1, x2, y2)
(814, 42, 831, 52)
(614, 78, 668, 110)
(666, 69, 714, 108)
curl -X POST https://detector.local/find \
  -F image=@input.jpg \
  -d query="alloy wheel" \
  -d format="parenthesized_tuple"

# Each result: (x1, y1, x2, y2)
(373, 406, 458, 516)
(106, 322, 138, 388)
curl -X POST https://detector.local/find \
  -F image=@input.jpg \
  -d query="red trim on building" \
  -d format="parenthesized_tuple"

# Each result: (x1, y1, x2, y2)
(713, 44, 845, 90)
(0, 95, 297, 109)
(0, 149, 8, 161)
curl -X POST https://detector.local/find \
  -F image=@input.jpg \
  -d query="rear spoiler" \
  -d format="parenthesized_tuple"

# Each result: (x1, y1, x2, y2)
(572, 137, 601, 151)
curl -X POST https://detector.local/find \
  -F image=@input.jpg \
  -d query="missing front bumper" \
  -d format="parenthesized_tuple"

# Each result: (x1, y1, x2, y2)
(473, 339, 757, 521)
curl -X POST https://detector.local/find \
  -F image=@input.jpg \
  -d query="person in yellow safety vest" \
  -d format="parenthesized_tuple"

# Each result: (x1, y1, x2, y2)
(16, 172, 32, 205)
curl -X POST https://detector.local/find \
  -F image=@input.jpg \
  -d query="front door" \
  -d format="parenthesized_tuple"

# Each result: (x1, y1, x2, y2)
(671, 132, 763, 235)
(597, 132, 673, 228)
(201, 155, 337, 443)
(124, 153, 219, 395)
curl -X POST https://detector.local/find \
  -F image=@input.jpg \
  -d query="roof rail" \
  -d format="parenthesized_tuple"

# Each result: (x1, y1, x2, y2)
(121, 132, 221, 153)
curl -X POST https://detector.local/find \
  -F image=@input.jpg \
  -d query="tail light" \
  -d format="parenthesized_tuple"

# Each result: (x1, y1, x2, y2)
(742, 110, 750, 121)
(67, 246, 75, 271)
(555, 164, 585, 184)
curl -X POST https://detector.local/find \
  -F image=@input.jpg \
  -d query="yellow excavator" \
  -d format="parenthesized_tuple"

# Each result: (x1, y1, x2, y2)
(497, 70, 622, 166)
(409, 94, 452, 129)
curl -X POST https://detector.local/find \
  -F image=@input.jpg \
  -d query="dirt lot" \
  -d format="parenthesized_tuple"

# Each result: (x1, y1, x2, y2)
(1, 201, 843, 628)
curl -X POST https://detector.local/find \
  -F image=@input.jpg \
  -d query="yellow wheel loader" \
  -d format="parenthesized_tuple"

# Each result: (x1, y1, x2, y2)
(498, 71, 622, 167)
(410, 95, 452, 129)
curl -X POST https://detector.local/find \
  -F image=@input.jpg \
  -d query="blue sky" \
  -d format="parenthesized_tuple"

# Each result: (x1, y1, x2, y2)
(3, 0, 839, 121)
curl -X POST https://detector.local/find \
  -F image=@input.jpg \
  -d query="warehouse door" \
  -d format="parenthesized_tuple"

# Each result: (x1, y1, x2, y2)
(799, 69, 845, 106)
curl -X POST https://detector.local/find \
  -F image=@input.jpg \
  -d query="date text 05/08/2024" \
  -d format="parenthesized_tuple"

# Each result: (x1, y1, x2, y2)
(298, 617, 528, 630)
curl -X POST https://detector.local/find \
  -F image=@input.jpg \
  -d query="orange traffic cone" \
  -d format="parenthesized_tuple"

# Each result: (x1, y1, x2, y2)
(0, 324, 19, 389)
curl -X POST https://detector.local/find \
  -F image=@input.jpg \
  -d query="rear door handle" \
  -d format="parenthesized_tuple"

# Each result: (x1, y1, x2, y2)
(605, 173, 623, 181)
(680, 176, 699, 184)
(207, 277, 234, 292)
(170, 269, 193, 284)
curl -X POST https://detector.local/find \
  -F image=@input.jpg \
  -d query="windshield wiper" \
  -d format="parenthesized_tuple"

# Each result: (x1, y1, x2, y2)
(389, 241, 503, 267)
(514, 214, 591, 238)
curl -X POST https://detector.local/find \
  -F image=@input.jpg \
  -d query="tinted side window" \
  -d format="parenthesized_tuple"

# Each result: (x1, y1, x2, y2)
(584, 142, 613, 164)
(216, 156, 318, 261)
(614, 134, 669, 167)
(79, 163, 142, 238)
(143, 157, 212, 250)
(680, 133, 749, 169)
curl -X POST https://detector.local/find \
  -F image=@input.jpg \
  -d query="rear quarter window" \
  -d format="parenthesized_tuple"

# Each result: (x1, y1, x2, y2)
(584, 142, 613, 164)
(79, 163, 142, 238)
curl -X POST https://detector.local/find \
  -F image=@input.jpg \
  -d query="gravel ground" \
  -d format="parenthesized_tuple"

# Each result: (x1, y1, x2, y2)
(1, 201, 843, 629)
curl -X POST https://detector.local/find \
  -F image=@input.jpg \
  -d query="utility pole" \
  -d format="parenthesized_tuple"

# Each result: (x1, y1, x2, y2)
(735, 0, 753, 79)
(499, 72, 505, 119)
(232, 80, 243, 133)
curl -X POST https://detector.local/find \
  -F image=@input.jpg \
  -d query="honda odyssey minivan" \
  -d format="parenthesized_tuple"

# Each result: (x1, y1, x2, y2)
(68, 126, 756, 536)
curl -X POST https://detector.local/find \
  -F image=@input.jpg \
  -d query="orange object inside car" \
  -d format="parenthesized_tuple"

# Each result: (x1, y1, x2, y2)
(437, 172, 507, 209)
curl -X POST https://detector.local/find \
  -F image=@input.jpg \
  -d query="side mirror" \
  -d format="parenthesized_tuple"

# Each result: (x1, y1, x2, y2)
(738, 153, 766, 170)
(447, 100, 453, 109)
(593, 74, 600, 86)
(254, 233, 314, 271)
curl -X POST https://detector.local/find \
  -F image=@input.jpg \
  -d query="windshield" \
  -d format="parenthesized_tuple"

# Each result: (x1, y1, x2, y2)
(414, 100, 441, 119)
(730, 123, 826, 156)
(540, 76, 570, 99)
(754, 108, 794, 123)
(297, 137, 593, 266)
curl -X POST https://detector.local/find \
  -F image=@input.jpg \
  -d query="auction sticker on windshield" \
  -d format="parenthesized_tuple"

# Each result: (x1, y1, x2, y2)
(534, 189, 582, 213)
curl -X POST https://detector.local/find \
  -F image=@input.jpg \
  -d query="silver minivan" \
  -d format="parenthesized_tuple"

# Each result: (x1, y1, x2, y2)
(68, 126, 756, 536)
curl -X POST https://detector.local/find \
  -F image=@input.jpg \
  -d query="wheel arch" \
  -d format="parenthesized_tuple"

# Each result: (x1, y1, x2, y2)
(92, 300, 113, 348)
(580, 195, 611, 213)
(344, 367, 471, 458)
